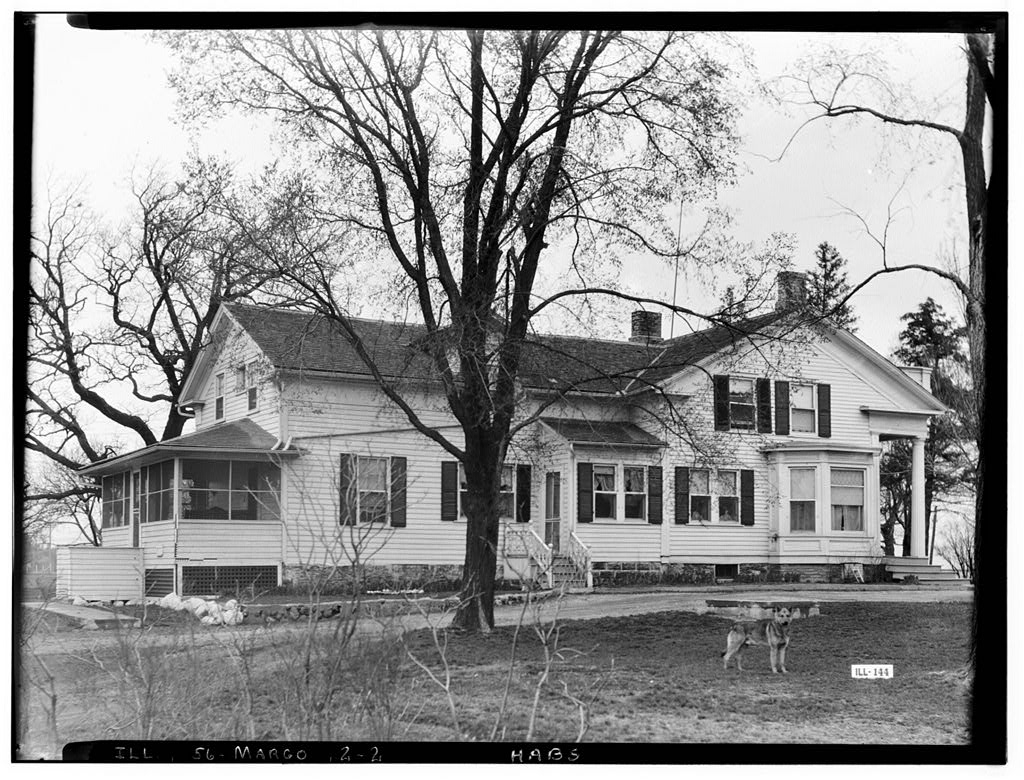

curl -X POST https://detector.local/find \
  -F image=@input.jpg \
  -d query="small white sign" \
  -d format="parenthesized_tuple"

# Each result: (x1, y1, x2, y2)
(851, 664, 894, 679)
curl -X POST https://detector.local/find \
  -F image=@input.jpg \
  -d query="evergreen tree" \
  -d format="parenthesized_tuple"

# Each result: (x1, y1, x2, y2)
(880, 298, 973, 559)
(807, 241, 857, 331)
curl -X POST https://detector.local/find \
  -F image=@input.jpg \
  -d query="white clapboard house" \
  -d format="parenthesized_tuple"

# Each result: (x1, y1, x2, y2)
(74, 272, 947, 597)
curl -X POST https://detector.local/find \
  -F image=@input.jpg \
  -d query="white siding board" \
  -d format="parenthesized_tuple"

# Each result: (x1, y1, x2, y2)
(56, 547, 144, 601)
(139, 522, 175, 568)
(103, 527, 131, 548)
(176, 521, 282, 565)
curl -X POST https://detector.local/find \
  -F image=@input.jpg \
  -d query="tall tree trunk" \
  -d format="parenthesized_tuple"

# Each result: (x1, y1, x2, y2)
(452, 436, 502, 632)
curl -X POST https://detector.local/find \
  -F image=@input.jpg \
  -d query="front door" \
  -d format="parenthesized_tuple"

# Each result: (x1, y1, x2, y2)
(544, 471, 561, 552)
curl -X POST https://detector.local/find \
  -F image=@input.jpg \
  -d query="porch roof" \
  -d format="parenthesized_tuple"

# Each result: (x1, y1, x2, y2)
(77, 419, 299, 477)
(539, 418, 666, 447)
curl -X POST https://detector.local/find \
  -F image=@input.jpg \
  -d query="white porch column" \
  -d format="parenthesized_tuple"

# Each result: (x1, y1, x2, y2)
(910, 437, 926, 558)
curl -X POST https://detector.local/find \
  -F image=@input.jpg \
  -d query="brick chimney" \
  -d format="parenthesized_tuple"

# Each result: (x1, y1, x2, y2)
(776, 271, 808, 311)
(629, 310, 662, 343)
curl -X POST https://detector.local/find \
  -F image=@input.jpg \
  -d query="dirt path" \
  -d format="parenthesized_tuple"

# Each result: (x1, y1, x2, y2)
(23, 585, 972, 657)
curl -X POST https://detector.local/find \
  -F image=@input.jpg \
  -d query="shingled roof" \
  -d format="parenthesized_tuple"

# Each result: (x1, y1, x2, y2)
(225, 303, 788, 395)
(78, 419, 298, 477)
(539, 418, 667, 447)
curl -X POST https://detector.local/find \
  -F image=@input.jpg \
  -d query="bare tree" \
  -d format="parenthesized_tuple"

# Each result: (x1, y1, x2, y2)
(773, 28, 1001, 657)
(165, 29, 744, 631)
(27, 161, 283, 541)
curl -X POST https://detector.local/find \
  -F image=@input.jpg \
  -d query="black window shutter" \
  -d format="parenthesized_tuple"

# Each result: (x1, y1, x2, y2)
(577, 462, 593, 523)
(713, 375, 730, 431)
(339, 454, 356, 526)
(756, 378, 772, 433)
(647, 466, 663, 524)
(774, 380, 790, 435)
(440, 461, 458, 521)
(674, 467, 689, 524)
(390, 457, 407, 528)
(740, 469, 755, 526)
(515, 464, 531, 523)
(817, 383, 832, 438)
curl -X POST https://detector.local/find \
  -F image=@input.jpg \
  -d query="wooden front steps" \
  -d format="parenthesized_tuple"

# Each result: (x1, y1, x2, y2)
(549, 553, 589, 591)
(884, 556, 971, 585)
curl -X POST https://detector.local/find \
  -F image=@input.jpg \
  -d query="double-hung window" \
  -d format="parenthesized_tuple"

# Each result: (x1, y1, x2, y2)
(623, 466, 647, 521)
(729, 378, 756, 429)
(214, 373, 225, 420)
(458, 463, 515, 519)
(593, 465, 617, 520)
(245, 361, 258, 411)
(357, 457, 389, 523)
(717, 470, 739, 522)
(790, 383, 816, 433)
(831, 468, 865, 531)
(790, 467, 816, 532)
(689, 468, 711, 524)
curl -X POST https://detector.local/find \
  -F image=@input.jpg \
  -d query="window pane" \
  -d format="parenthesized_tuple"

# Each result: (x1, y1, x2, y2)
(160, 490, 173, 522)
(791, 468, 816, 500)
(791, 500, 815, 531)
(183, 459, 229, 490)
(625, 494, 646, 519)
(717, 470, 737, 496)
(719, 496, 738, 522)
(161, 461, 175, 491)
(458, 464, 467, 491)
(690, 495, 710, 524)
(257, 492, 280, 521)
(248, 387, 257, 410)
(595, 493, 616, 519)
(216, 374, 224, 395)
(831, 486, 864, 505)
(359, 492, 387, 523)
(832, 505, 863, 531)
(359, 458, 388, 492)
(231, 491, 257, 520)
(831, 469, 864, 487)
(500, 465, 513, 493)
(791, 383, 814, 408)
(593, 465, 616, 491)
(690, 469, 709, 495)
(731, 404, 755, 428)
(623, 466, 645, 493)
(498, 492, 514, 518)
(792, 409, 816, 432)
(215, 397, 224, 419)
(729, 378, 754, 403)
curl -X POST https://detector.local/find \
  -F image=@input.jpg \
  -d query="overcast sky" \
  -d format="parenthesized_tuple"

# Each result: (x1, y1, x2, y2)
(31, 16, 973, 358)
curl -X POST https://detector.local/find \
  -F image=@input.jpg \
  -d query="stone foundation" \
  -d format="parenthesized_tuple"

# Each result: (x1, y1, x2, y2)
(737, 562, 887, 584)
(591, 562, 715, 587)
(283, 563, 465, 594)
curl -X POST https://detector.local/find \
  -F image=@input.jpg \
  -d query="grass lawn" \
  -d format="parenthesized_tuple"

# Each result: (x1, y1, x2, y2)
(15, 601, 969, 756)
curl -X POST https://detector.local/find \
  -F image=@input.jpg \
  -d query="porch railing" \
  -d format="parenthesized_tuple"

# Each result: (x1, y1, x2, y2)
(503, 525, 554, 588)
(567, 531, 593, 589)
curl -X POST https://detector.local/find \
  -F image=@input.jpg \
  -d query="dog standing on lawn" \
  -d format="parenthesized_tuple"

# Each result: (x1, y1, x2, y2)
(721, 606, 792, 673)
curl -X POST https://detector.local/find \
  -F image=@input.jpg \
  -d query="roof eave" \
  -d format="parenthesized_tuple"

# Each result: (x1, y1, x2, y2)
(78, 444, 301, 477)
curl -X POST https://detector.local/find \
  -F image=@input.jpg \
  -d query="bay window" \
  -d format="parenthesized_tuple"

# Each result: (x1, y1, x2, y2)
(789, 467, 816, 532)
(831, 468, 865, 531)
